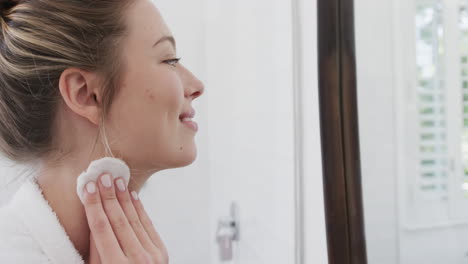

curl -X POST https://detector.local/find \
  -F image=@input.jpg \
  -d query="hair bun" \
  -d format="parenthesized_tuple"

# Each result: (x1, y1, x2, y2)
(1, 0, 20, 16)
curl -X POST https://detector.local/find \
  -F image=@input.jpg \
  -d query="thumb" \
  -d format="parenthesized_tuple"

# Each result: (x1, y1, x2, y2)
(87, 232, 102, 264)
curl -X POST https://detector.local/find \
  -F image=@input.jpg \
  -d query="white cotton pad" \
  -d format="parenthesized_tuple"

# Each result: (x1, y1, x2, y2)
(76, 157, 131, 204)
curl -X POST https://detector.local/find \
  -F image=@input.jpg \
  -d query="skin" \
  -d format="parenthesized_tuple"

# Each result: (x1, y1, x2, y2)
(35, 0, 205, 261)
(84, 173, 169, 263)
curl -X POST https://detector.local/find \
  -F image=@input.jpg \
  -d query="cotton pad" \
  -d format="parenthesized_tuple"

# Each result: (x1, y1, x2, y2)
(76, 157, 131, 204)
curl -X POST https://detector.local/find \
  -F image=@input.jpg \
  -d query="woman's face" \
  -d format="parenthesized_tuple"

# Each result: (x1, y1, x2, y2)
(105, 0, 205, 172)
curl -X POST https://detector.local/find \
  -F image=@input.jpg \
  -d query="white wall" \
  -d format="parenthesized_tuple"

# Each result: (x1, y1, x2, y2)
(355, 0, 399, 263)
(298, 0, 329, 262)
(203, 1, 296, 263)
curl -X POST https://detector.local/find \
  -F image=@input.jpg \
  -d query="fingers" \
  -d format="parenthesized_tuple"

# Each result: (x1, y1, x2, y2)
(95, 173, 145, 258)
(113, 177, 155, 253)
(132, 194, 168, 255)
(82, 180, 125, 262)
(83, 173, 168, 263)
(88, 233, 102, 264)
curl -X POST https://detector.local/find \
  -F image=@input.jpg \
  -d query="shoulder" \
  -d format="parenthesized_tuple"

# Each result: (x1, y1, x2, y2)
(0, 189, 51, 263)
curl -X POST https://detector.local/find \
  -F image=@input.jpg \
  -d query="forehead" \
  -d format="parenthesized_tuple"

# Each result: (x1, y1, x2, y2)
(124, 0, 172, 45)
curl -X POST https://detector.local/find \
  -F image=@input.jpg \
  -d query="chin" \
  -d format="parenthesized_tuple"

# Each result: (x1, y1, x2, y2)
(169, 145, 198, 168)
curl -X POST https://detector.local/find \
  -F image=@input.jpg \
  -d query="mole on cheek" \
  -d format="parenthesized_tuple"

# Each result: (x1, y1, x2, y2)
(145, 89, 156, 100)
(179, 146, 183, 151)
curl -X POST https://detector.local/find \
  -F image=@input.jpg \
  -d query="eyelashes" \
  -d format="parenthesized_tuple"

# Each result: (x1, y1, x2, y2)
(163, 57, 181, 67)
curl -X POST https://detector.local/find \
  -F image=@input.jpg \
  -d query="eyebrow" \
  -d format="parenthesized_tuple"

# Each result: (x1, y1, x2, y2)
(153, 35, 176, 50)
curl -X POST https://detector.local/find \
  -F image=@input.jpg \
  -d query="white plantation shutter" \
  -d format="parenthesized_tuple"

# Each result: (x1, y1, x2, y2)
(414, 1, 449, 202)
(400, 0, 454, 226)
(459, 1, 468, 195)
(399, 0, 468, 227)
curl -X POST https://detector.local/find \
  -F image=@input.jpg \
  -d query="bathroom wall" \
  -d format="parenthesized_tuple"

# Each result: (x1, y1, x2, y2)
(355, 0, 399, 263)
(202, 0, 296, 262)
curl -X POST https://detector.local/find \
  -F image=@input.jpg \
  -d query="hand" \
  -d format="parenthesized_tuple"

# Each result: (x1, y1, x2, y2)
(82, 173, 169, 264)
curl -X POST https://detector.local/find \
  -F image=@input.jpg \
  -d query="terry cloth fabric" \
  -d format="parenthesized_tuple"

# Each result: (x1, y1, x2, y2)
(0, 177, 85, 264)
(76, 157, 131, 204)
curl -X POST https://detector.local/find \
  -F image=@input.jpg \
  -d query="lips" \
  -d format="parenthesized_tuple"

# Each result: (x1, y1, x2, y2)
(179, 109, 195, 120)
(179, 109, 198, 132)
(181, 120, 198, 131)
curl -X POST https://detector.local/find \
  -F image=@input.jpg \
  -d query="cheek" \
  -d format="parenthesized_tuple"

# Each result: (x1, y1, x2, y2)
(105, 65, 188, 160)
(116, 69, 184, 138)
(145, 71, 184, 113)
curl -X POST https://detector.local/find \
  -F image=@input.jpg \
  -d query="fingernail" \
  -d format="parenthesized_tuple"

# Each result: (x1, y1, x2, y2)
(116, 178, 126, 192)
(101, 174, 112, 188)
(131, 191, 139, 200)
(86, 182, 96, 194)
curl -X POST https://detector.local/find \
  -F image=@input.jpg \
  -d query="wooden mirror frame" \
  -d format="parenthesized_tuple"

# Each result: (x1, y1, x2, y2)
(317, 0, 368, 263)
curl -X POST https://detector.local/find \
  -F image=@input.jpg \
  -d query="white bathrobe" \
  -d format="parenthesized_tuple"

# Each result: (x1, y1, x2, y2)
(0, 177, 85, 263)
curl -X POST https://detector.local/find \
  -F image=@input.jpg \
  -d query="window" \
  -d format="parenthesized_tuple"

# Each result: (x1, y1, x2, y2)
(399, 0, 468, 226)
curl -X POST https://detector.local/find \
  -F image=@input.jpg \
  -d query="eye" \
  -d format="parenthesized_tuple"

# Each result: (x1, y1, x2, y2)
(163, 57, 181, 67)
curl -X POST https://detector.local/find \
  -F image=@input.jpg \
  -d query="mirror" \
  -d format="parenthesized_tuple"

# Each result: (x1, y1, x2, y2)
(356, 0, 468, 262)
(0, 0, 321, 263)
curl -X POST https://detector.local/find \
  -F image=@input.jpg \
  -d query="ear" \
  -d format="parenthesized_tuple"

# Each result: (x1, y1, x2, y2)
(58, 68, 102, 125)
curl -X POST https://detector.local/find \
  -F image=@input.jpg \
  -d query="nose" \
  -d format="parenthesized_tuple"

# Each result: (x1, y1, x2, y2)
(182, 66, 205, 100)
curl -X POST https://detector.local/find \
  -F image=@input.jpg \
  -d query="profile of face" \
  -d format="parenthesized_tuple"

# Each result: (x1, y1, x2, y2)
(101, 0, 205, 172)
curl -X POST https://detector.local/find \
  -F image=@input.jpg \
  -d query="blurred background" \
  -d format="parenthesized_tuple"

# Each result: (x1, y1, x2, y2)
(0, 0, 327, 263)
(357, 0, 468, 262)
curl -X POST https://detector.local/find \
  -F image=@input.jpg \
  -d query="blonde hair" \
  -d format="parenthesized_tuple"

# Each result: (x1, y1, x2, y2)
(0, 0, 133, 164)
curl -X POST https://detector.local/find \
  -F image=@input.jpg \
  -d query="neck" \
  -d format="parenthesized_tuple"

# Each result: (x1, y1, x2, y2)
(36, 152, 156, 261)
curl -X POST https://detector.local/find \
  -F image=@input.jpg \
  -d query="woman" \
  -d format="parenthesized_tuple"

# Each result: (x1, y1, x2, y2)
(0, 0, 205, 263)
